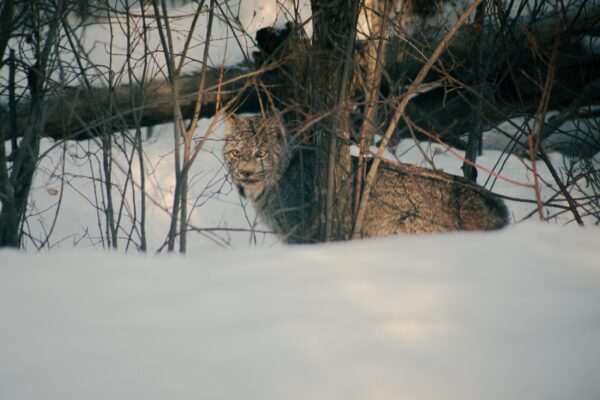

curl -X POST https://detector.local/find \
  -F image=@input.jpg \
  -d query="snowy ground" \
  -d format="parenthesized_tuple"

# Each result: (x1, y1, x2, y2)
(1, 222, 600, 400)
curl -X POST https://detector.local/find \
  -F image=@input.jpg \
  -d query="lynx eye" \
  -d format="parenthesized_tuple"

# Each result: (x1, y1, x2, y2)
(255, 149, 268, 159)
(229, 150, 241, 159)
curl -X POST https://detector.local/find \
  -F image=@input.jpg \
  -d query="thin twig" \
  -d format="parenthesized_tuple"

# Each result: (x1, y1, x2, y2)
(529, 33, 560, 221)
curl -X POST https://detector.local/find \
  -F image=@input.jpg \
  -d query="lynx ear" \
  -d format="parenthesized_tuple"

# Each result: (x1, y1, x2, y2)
(265, 113, 286, 140)
(224, 114, 241, 137)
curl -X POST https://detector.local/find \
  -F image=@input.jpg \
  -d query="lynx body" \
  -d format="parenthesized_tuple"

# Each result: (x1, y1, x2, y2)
(224, 115, 508, 244)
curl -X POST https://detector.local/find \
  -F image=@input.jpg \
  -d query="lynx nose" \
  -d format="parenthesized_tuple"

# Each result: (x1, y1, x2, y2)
(240, 170, 253, 178)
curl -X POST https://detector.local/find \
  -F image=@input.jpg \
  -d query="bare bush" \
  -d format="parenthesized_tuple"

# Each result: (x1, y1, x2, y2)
(1, 0, 598, 251)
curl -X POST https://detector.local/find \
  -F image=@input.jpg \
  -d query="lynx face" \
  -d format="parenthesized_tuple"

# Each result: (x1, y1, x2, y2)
(224, 115, 289, 201)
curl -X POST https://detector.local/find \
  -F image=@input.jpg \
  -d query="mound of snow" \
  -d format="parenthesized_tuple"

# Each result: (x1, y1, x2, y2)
(1, 223, 599, 399)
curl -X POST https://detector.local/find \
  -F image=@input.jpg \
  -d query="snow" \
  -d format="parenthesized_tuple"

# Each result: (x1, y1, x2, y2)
(2, 0, 314, 91)
(1, 222, 599, 399)
(25, 117, 280, 251)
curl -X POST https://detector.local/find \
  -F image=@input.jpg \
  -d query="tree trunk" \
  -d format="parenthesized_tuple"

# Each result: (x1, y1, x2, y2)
(310, 0, 360, 242)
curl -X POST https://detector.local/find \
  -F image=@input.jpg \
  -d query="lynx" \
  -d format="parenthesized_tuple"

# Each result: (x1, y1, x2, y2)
(224, 115, 508, 244)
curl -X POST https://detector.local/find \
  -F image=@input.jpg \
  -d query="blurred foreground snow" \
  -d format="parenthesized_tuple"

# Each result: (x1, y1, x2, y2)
(1, 222, 599, 400)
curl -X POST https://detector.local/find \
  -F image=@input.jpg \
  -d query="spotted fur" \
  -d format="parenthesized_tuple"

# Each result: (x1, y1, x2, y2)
(224, 115, 508, 244)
